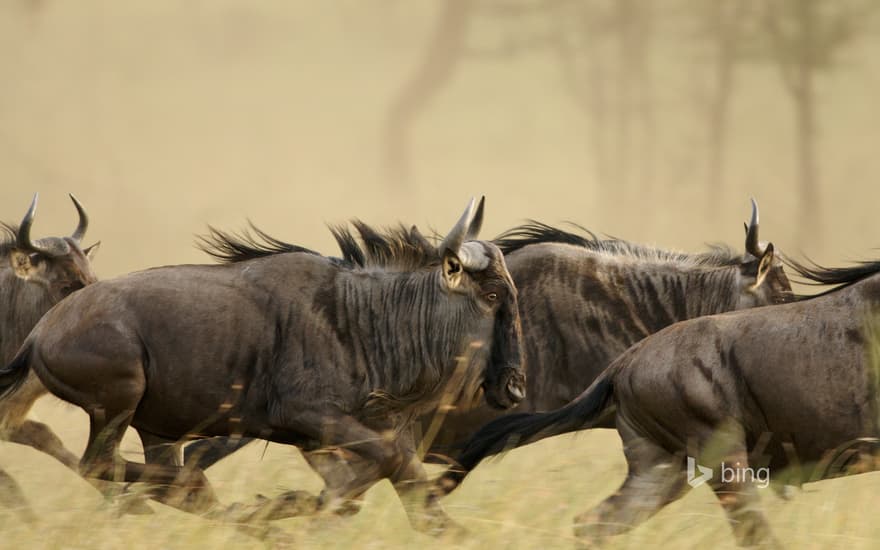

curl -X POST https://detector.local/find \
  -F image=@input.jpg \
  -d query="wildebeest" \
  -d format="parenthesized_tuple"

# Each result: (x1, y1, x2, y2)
(439, 254, 880, 546)
(0, 194, 98, 519)
(186, 201, 794, 490)
(0, 198, 524, 531)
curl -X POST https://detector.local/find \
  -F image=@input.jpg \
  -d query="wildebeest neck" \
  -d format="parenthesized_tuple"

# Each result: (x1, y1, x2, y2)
(678, 267, 743, 318)
(332, 269, 488, 415)
(513, 248, 744, 339)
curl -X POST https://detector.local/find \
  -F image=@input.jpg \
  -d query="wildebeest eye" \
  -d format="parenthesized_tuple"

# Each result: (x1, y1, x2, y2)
(485, 292, 498, 302)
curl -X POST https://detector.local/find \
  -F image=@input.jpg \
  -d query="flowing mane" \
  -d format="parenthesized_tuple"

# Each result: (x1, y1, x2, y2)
(495, 221, 741, 267)
(198, 221, 441, 271)
(196, 223, 320, 263)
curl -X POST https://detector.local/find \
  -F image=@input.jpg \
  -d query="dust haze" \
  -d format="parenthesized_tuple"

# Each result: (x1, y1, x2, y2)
(3, 1, 878, 278)
(3, 1, 880, 548)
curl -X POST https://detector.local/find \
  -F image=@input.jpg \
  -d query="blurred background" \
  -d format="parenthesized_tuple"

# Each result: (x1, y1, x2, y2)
(4, 2, 880, 548)
(3, 0, 880, 278)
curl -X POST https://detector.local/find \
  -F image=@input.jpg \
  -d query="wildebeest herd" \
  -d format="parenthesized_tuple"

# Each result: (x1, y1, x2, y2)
(1, 194, 879, 547)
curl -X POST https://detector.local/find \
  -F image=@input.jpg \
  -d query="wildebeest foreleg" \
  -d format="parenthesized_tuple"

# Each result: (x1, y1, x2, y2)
(0, 371, 80, 470)
(184, 436, 255, 470)
(269, 411, 455, 533)
(388, 427, 460, 535)
(302, 448, 367, 516)
(138, 430, 183, 467)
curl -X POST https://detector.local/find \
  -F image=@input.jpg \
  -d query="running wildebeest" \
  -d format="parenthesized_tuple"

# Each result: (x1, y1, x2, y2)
(185, 200, 794, 508)
(0, 197, 524, 532)
(0, 194, 98, 521)
(439, 254, 880, 546)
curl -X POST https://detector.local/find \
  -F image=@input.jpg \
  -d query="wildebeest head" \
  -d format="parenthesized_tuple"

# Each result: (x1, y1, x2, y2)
(4, 194, 99, 302)
(735, 198, 793, 309)
(436, 198, 525, 410)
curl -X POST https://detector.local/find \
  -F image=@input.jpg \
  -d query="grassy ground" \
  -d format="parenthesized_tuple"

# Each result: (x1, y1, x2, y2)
(3, 399, 880, 549)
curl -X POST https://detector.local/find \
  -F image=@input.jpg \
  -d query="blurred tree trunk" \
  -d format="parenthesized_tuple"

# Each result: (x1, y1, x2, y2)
(610, 0, 654, 216)
(793, 51, 819, 245)
(764, 0, 821, 245)
(550, 6, 610, 190)
(762, 0, 872, 247)
(706, 0, 749, 197)
(381, 0, 473, 187)
(549, 0, 653, 218)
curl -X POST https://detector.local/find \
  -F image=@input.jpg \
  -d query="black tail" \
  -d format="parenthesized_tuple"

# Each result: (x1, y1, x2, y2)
(434, 374, 615, 496)
(0, 343, 33, 399)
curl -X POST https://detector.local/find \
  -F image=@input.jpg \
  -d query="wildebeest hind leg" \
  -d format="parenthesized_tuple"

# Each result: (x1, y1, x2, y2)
(710, 447, 778, 547)
(573, 418, 691, 544)
(79, 410, 219, 515)
(59, 359, 220, 516)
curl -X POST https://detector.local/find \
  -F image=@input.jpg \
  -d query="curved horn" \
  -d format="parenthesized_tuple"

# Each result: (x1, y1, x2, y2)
(16, 194, 52, 255)
(465, 196, 485, 241)
(459, 241, 490, 271)
(744, 197, 763, 257)
(69, 193, 88, 242)
(439, 197, 477, 257)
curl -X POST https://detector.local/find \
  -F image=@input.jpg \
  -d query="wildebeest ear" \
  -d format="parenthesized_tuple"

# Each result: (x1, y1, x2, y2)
(442, 249, 464, 289)
(751, 243, 775, 290)
(84, 241, 101, 261)
(9, 249, 43, 281)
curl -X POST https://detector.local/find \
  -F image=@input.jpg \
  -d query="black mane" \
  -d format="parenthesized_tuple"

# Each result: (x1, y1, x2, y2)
(495, 221, 741, 266)
(329, 222, 440, 271)
(198, 221, 441, 271)
(196, 223, 320, 264)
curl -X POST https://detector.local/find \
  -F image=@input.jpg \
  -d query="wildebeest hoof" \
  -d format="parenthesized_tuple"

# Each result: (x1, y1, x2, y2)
(572, 513, 605, 547)
(316, 492, 363, 516)
(331, 499, 361, 517)
(109, 492, 154, 517)
(772, 483, 798, 501)
(435, 519, 469, 541)
(224, 491, 320, 522)
(259, 490, 320, 520)
(232, 522, 296, 546)
(411, 512, 468, 539)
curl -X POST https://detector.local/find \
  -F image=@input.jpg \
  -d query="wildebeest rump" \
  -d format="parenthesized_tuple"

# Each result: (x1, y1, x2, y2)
(186, 201, 794, 484)
(0, 198, 524, 532)
(442, 255, 880, 546)
(0, 194, 98, 519)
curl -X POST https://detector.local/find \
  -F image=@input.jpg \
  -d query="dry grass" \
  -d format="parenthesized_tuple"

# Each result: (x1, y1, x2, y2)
(3, 399, 880, 549)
